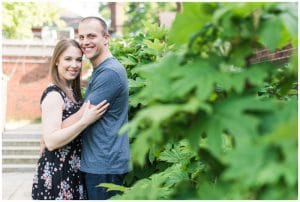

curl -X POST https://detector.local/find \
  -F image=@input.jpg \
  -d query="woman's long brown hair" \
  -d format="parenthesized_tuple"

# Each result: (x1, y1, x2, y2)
(50, 39, 83, 102)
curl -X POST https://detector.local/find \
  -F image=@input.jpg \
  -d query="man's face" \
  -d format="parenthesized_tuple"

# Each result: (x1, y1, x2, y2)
(78, 20, 108, 65)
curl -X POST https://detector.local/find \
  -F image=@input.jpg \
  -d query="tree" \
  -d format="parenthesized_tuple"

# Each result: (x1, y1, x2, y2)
(122, 2, 177, 35)
(2, 2, 64, 39)
(98, 2, 111, 23)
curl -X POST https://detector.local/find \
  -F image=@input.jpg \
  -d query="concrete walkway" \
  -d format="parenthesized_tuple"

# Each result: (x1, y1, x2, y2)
(2, 122, 41, 200)
(2, 172, 34, 200)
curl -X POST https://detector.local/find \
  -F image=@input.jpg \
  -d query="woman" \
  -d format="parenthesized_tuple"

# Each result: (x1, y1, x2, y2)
(32, 39, 109, 200)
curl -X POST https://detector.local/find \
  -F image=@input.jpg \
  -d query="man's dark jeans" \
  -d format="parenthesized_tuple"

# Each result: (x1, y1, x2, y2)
(83, 172, 125, 200)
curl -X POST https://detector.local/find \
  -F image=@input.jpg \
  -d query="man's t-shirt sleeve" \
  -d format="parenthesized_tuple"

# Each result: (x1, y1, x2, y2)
(85, 69, 122, 105)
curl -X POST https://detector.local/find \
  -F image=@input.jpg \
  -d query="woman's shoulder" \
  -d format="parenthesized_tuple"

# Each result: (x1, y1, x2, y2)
(40, 83, 65, 104)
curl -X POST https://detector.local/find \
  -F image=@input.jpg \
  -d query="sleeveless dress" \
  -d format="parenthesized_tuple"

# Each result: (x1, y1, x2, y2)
(32, 84, 86, 200)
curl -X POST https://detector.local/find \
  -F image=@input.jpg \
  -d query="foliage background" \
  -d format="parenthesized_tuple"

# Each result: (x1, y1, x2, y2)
(106, 2, 298, 200)
(122, 2, 177, 35)
(2, 2, 64, 39)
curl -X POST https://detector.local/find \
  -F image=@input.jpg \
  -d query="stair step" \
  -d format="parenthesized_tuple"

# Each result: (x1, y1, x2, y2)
(3, 132, 41, 139)
(2, 146, 40, 155)
(3, 164, 37, 172)
(3, 155, 40, 164)
(2, 139, 40, 147)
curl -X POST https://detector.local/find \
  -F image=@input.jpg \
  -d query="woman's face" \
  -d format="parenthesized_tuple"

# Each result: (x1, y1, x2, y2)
(57, 46, 82, 83)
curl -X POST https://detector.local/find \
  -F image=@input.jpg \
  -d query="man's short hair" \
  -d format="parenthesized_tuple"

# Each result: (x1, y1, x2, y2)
(80, 16, 108, 34)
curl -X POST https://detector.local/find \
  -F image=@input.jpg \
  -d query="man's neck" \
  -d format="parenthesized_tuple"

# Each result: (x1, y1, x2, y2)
(92, 51, 113, 68)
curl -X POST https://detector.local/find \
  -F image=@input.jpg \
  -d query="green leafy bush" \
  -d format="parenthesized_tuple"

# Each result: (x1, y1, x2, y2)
(102, 2, 297, 200)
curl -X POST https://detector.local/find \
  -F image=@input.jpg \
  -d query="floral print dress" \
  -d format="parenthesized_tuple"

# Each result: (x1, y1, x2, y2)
(32, 84, 86, 200)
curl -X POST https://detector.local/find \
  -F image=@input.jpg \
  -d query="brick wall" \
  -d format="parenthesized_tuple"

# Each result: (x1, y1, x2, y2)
(248, 43, 295, 65)
(2, 40, 55, 121)
(3, 55, 51, 121)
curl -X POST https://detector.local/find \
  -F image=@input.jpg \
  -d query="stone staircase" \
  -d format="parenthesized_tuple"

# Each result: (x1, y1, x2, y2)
(2, 123, 41, 172)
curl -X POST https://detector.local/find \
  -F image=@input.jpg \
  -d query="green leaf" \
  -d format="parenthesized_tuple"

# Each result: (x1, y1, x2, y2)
(171, 59, 218, 101)
(143, 21, 168, 40)
(148, 144, 156, 164)
(129, 77, 145, 88)
(186, 118, 203, 151)
(279, 6, 298, 38)
(258, 16, 282, 51)
(206, 96, 274, 156)
(222, 138, 267, 187)
(197, 180, 230, 200)
(120, 55, 137, 66)
(182, 96, 212, 114)
(218, 71, 246, 93)
(223, 99, 297, 190)
(168, 3, 213, 45)
(158, 140, 194, 164)
(212, 7, 229, 23)
(260, 98, 297, 135)
(162, 164, 189, 187)
(259, 183, 297, 200)
(223, 2, 266, 17)
(256, 162, 283, 185)
(143, 39, 167, 56)
(135, 105, 179, 125)
(97, 183, 128, 192)
(228, 43, 253, 67)
(220, 12, 237, 39)
(131, 129, 152, 165)
(206, 118, 223, 155)
(130, 124, 161, 166)
(115, 173, 173, 199)
(129, 93, 147, 107)
(262, 111, 297, 187)
(134, 54, 180, 102)
(119, 121, 138, 138)
(246, 65, 269, 86)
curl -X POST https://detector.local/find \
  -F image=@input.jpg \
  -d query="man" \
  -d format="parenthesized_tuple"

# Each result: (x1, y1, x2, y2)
(78, 16, 131, 200)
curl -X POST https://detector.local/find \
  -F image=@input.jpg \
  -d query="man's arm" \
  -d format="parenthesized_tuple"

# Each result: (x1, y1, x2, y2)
(62, 69, 121, 128)
(86, 69, 122, 105)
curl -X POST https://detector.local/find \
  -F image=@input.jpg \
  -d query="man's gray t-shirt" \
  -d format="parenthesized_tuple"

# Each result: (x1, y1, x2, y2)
(80, 57, 130, 174)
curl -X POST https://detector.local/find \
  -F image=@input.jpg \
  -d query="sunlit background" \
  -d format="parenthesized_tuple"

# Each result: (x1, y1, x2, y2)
(1, 2, 297, 200)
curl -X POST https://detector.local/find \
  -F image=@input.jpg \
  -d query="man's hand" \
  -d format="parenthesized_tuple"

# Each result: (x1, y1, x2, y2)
(80, 100, 109, 126)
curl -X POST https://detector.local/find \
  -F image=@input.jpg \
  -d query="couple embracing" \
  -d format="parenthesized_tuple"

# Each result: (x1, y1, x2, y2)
(32, 17, 131, 200)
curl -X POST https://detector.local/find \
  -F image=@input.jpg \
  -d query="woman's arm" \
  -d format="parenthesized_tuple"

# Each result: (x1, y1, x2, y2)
(61, 102, 86, 128)
(39, 99, 109, 154)
(41, 92, 109, 151)
(40, 100, 86, 154)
